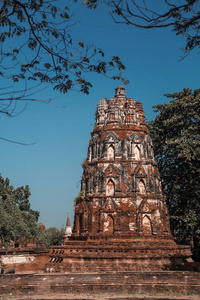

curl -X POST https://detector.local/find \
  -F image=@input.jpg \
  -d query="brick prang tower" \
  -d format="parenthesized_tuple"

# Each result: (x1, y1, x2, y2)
(48, 86, 191, 272)
(73, 85, 170, 238)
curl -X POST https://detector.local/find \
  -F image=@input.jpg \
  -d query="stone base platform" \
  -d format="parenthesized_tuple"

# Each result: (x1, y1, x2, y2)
(0, 271, 199, 295)
(46, 236, 192, 273)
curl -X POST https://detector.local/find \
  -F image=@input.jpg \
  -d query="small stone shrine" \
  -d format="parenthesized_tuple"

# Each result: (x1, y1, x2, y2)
(48, 86, 191, 273)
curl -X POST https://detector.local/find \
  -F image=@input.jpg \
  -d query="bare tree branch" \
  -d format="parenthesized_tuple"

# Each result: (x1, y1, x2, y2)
(0, 0, 128, 100)
(86, 0, 200, 58)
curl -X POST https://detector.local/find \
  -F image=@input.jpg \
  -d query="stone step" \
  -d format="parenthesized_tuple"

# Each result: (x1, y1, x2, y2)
(1, 282, 200, 295)
(0, 272, 200, 295)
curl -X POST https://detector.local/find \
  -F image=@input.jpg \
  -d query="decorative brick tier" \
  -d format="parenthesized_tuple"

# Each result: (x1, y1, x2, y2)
(47, 86, 191, 272)
(47, 237, 191, 272)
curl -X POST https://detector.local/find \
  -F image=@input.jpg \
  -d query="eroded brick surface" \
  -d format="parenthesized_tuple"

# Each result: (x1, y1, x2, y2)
(0, 247, 49, 272)
(48, 86, 191, 272)
(0, 271, 200, 295)
(71, 86, 170, 239)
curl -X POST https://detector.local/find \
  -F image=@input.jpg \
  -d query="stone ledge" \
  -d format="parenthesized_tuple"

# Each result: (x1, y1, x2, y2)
(0, 271, 199, 295)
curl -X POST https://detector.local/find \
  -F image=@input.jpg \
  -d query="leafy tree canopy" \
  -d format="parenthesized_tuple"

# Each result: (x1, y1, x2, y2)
(0, 0, 127, 116)
(85, 0, 200, 59)
(39, 226, 65, 249)
(148, 88, 200, 243)
(0, 174, 40, 246)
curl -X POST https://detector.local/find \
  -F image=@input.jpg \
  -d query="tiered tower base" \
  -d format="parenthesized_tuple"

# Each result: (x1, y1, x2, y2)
(46, 235, 191, 273)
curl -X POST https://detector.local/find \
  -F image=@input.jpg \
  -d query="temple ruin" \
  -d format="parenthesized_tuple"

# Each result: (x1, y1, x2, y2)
(47, 86, 191, 273)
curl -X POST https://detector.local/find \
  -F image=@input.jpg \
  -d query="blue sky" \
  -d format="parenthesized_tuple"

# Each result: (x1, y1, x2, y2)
(1, 2, 200, 228)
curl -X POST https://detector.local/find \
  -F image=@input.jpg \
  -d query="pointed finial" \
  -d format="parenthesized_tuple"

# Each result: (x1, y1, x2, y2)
(66, 211, 71, 227)
(65, 212, 72, 237)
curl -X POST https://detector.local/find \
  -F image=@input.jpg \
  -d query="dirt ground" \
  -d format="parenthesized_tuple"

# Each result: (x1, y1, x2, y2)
(0, 293, 199, 300)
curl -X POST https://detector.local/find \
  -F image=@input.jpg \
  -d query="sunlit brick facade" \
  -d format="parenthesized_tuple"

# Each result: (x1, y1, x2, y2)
(73, 86, 170, 238)
(47, 87, 191, 273)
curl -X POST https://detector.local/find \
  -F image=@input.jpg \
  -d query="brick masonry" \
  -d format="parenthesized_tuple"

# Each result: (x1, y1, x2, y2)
(0, 271, 200, 295)
(0, 247, 49, 272)
(47, 86, 191, 273)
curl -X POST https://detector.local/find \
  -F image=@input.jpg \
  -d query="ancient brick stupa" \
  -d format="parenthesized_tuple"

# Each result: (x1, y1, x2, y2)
(48, 86, 191, 272)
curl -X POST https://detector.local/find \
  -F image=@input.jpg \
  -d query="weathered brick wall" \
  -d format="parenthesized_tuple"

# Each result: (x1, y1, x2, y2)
(0, 271, 199, 295)
(0, 249, 49, 272)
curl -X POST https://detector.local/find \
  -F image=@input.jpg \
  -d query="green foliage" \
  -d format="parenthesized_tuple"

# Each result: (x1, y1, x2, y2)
(148, 88, 200, 243)
(0, 0, 127, 101)
(0, 174, 40, 247)
(73, 190, 84, 206)
(39, 227, 65, 249)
